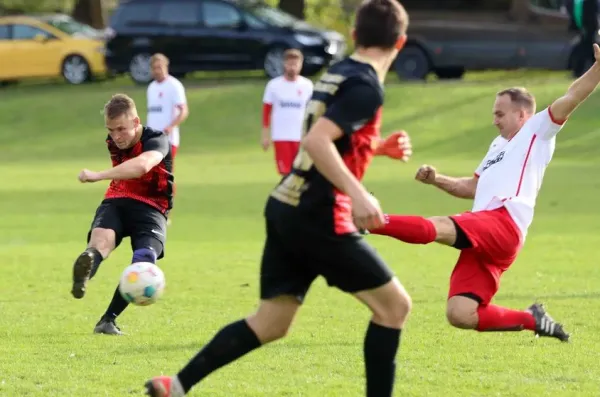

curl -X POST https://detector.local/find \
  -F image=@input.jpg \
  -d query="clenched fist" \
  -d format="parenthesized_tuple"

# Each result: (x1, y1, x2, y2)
(415, 164, 437, 184)
(78, 169, 101, 183)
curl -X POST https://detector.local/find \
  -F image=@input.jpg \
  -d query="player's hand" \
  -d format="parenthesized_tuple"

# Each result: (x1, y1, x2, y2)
(375, 131, 412, 161)
(351, 191, 385, 230)
(261, 137, 270, 151)
(415, 164, 437, 184)
(78, 169, 101, 183)
(594, 43, 600, 62)
(164, 126, 173, 135)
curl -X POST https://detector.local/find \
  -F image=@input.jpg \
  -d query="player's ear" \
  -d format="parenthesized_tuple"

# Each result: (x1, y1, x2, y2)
(395, 34, 407, 51)
(133, 116, 141, 127)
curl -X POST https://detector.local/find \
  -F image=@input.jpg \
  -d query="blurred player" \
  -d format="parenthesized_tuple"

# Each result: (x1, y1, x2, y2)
(144, 1, 412, 396)
(368, 44, 600, 343)
(262, 49, 313, 175)
(146, 54, 188, 223)
(71, 94, 173, 335)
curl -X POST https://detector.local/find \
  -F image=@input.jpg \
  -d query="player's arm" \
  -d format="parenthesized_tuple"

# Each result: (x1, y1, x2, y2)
(550, 44, 600, 122)
(165, 83, 189, 133)
(303, 81, 381, 199)
(416, 165, 477, 199)
(92, 134, 169, 181)
(261, 81, 274, 149)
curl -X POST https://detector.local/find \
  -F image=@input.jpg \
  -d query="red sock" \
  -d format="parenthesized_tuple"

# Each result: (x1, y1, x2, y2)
(476, 304, 536, 332)
(370, 215, 436, 244)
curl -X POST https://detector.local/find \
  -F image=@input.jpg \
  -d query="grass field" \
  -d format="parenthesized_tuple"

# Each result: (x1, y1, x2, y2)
(1, 71, 600, 397)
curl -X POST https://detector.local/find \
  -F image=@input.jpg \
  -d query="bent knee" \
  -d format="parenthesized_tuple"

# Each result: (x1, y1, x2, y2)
(446, 302, 478, 329)
(89, 228, 116, 255)
(369, 281, 412, 328)
(427, 216, 457, 246)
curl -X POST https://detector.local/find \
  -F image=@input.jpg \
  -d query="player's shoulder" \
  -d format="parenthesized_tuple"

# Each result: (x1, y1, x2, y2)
(166, 75, 184, 89)
(299, 76, 313, 86)
(142, 126, 168, 141)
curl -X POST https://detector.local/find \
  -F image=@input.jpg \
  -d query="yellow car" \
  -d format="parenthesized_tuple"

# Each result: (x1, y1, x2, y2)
(0, 16, 107, 84)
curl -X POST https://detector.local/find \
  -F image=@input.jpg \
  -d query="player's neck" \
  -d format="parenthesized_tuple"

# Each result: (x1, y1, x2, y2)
(155, 75, 168, 83)
(283, 74, 298, 82)
(352, 48, 395, 82)
(128, 125, 144, 147)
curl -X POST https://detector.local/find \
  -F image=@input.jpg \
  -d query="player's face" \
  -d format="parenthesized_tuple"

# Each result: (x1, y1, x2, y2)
(105, 114, 140, 149)
(151, 61, 168, 82)
(284, 58, 302, 77)
(493, 95, 527, 138)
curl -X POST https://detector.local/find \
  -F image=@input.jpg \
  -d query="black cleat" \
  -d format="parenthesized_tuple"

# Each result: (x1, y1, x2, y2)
(71, 250, 94, 299)
(93, 316, 124, 335)
(527, 303, 570, 342)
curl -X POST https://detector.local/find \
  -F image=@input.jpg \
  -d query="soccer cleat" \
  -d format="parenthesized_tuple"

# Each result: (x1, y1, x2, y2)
(93, 316, 124, 335)
(71, 250, 94, 299)
(526, 303, 570, 342)
(145, 376, 183, 397)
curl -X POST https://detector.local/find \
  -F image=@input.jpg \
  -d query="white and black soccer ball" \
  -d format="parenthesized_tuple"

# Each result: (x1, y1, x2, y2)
(118, 262, 165, 306)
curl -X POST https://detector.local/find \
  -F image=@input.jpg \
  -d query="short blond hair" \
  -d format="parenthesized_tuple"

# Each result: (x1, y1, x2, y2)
(283, 48, 303, 61)
(497, 87, 536, 114)
(151, 53, 169, 66)
(104, 93, 138, 120)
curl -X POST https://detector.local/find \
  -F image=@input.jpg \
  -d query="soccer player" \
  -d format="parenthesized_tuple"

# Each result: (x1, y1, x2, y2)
(147, 53, 189, 163)
(262, 48, 314, 175)
(72, 93, 173, 335)
(144, 1, 412, 396)
(368, 44, 600, 343)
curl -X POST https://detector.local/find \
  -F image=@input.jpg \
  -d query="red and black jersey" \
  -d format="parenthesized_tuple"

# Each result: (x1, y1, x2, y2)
(104, 126, 174, 213)
(268, 55, 384, 235)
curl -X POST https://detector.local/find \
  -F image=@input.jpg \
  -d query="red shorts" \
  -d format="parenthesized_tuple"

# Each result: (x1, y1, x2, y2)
(273, 141, 300, 175)
(448, 206, 523, 305)
(171, 144, 178, 160)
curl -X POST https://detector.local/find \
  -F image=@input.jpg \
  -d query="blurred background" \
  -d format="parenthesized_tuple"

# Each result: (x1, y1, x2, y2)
(0, 0, 598, 87)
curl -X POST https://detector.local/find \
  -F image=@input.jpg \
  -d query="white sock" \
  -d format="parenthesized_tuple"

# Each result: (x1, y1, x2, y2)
(170, 376, 185, 397)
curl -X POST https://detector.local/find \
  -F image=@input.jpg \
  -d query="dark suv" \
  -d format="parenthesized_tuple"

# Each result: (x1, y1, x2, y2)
(104, 0, 346, 84)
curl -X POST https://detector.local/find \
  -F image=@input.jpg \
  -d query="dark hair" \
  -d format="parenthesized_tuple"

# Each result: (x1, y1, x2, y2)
(354, 0, 409, 49)
(104, 93, 137, 119)
(496, 87, 536, 114)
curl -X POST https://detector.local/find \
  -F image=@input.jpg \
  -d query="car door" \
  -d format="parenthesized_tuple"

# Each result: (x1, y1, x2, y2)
(198, 0, 257, 69)
(155, 0, 203, 72)
(0, 24, 14, 80)
(11, 23, 64, 78)
(517, 0, 579, 70)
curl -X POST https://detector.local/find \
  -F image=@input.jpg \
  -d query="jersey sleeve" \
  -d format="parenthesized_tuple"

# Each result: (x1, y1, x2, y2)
(142, 132, 170, 157)
(323, 78, 383, 135)
(534, 106, 566, 140)
(262, 80, 274, 104)
(172, 80, 187, 106)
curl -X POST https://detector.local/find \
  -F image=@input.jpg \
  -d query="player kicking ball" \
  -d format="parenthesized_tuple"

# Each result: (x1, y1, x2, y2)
(368, 44, 600, 343)
(144, 1, 412, 396)
(71, 94, 174, 335)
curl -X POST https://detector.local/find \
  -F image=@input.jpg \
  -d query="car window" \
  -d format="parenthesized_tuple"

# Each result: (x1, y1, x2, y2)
(0, 25, 9, 40)
(402, 0, 510, 10)
(202, 1, 242, 28)
(113, 3, 159, 26)
(13, 24, 52, 40)
(158, 2, 201, 26)
(244, 12, 268, 29)
(529, 0, 562, 10)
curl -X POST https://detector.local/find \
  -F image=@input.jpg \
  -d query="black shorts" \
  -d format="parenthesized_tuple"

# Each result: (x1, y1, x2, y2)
(87, 198, 167, 259)
(260, 202, 394, 303)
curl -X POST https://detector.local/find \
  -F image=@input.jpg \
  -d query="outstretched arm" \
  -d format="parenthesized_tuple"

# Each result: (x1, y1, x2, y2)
(550, 44, 600, 122)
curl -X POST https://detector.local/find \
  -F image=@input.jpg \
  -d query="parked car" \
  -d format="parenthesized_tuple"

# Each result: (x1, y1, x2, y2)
(0, 15, 107, 85)
(395, 0, 591, 80)
(35, 13, 108, 41)
(104, 0, 347, 84)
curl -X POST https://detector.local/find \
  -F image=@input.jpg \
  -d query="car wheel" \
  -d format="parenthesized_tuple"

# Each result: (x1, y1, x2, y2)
(129, 53, 153, 85)
(394, 45, 430, 80)
(62, 55, 90, 85)
(264, 47, 285, 78)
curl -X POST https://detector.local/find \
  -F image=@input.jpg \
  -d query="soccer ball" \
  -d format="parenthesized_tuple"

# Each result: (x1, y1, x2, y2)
(118, 262, 165, 306)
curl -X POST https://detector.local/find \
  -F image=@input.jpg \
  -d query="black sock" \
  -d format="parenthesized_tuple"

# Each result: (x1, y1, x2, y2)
(87, 248, 104, 279)
(103, 285, 129, 320)
(177, 319, 262, 393)
(364, 321, 401, 397)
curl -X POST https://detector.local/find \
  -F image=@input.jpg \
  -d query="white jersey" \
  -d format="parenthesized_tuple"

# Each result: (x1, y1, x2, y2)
(473, 107, 565, 238)
(146, 75, 187, 147)
(263, 76, 313, 141)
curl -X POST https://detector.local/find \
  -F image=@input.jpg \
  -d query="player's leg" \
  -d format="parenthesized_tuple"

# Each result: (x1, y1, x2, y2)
(367, 213, 459, 246)
(445, 211, 570, 341)
(273, 141, 294, 176)
(316, 236, 411, 397)
(144, 219, 314, 396)
(71, 200, 124, 299)
(95, 202, 165, 335)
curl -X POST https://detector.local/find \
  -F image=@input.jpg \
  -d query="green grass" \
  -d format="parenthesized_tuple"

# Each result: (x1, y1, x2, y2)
(1, 70, 600, 396)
